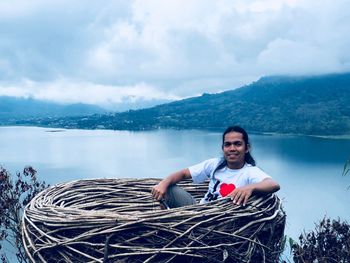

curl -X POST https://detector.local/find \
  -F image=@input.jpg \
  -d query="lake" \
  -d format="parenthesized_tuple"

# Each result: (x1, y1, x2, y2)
(1, 126, 349, 246)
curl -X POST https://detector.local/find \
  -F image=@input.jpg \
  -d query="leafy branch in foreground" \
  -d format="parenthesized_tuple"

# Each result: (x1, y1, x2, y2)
(343, 157, 350, 176)
(0, 166, 48, 263)
(343, 156, 350, 190)
(291, 217, 350, 263)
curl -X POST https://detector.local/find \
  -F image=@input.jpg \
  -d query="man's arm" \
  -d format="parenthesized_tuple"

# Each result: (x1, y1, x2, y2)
(228, 178, 280, 206)
(151, 168, 192, 201)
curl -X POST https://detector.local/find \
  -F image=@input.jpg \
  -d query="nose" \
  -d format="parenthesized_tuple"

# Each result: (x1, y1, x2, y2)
(230, 146, 237, 151)
(228, 144, 237, 151)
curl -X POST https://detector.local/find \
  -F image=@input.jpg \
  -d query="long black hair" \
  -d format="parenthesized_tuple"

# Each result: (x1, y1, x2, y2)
(213, 126, 256, 174)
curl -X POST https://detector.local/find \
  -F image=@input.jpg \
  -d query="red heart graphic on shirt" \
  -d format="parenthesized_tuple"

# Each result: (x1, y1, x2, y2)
(219, 183, 236, 197)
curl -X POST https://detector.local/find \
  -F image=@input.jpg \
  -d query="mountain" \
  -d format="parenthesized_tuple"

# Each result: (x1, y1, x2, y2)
(5, 73, 350, 135)
(0, 97, 107, 120)
(102, 98, 174, 112)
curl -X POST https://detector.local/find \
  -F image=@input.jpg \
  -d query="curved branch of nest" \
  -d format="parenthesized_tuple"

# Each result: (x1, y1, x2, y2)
(22, 178, 286, 263)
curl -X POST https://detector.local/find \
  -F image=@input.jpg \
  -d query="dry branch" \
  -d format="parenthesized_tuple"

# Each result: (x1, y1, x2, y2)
(22, 178, 285, 262)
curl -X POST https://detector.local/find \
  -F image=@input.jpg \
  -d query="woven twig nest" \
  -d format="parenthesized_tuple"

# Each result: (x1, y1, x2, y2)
(22, 178, 286, 263)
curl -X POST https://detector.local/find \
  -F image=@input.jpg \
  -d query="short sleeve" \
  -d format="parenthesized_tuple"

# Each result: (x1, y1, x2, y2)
(189, 158, 221, 184)
(246, 166, 271, 184)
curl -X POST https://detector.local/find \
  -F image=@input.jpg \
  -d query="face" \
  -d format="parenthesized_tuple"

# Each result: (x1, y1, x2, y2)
(222, 131, 249, 169)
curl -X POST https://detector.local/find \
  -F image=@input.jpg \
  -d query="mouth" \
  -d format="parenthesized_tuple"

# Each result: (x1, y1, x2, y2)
(226, 153, 239, 158)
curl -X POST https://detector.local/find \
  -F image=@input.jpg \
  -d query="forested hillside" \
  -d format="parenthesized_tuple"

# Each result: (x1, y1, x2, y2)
(6, 73, 350, 136)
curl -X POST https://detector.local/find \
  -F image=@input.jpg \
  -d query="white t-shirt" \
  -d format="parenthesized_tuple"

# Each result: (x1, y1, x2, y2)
(189, 158, 271, 204)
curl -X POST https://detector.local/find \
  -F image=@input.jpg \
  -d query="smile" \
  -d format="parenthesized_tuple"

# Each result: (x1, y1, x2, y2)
(227, 153, 239, 157)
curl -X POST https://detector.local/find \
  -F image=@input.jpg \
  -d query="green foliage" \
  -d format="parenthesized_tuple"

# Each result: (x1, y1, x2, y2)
(0, 166, 48, 263)
(343, 157, 350, 190)
(343, 157, 350, 177)
(291, 217, 350, 263)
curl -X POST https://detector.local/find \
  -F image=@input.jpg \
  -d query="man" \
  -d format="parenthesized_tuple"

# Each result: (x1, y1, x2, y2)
(152, 126, 280, 207)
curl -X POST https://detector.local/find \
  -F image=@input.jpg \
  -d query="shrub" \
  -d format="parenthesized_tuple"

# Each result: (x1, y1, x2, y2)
(343, 157, 350, 177)
(0, 166, 48, 263)
(291, 217, 350, 263)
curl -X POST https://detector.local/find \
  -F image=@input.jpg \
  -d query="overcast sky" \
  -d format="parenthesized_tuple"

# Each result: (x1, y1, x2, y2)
(0, 0, 349, 108)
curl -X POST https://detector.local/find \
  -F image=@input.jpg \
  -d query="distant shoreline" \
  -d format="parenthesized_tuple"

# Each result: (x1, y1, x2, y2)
(254, 131, 350, 140)
(1, 125, 350, 140)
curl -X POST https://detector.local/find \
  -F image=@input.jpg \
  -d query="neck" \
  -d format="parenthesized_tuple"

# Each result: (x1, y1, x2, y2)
(227, 162, 245, 170)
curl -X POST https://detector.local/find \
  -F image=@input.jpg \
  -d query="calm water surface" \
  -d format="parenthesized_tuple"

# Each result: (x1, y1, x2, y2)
(1, 126, 349, 243)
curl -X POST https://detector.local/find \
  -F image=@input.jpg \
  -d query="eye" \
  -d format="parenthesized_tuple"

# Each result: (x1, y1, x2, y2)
(223, 142, 232, 147)
(223, 141, 244, 148)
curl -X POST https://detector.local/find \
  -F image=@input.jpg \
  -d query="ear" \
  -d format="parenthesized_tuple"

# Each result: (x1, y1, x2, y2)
(245, 143, 251, 153)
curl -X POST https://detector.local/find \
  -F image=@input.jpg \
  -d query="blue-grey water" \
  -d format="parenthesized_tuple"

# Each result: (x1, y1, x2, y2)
(1, 126, 349, 259)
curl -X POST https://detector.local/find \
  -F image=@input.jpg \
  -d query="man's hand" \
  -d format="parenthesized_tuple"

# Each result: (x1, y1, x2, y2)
(228, 185, 254, 206)
(227, 178, 280, 206)
(151, 181, 168, 201)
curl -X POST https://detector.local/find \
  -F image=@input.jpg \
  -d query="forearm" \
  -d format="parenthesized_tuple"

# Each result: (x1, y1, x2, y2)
(251, 178, 280, 194)
(152, 169, 191, 200)
(160, 169, 191, 187)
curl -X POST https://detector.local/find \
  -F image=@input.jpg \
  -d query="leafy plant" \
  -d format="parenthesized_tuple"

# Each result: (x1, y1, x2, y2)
(343, 157, 350, 176)
(343, 157, 350, 190)
(291, 217, 350, 263)
(0, 166, 48, 263)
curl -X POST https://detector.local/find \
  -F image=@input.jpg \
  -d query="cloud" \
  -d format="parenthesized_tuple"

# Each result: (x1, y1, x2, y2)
(257, 38, 343, 75)
(86, 0, 350, 81)
(0, 78, 180, 107)
(0, 0, 349, 106)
